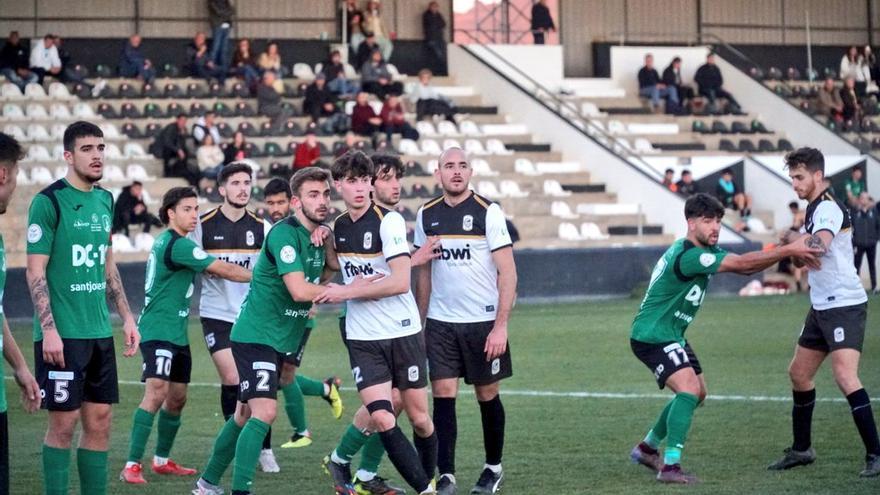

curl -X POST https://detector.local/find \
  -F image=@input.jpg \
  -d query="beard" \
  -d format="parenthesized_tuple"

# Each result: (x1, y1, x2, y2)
(374, 190, 399, 207)
(301, 205, 328, 224)
(225, 197, 248, 209)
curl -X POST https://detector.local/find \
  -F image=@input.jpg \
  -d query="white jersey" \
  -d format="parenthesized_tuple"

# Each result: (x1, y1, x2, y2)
(803, 190, 867, 310)
(414, 193, 513, 323)
(189, 207, 270, 322)
(334, 204, 421, 341)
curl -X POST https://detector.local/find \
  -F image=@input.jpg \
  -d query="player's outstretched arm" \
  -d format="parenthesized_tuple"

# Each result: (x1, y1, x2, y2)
(105, 250, 140, 357)
(205, 259, 252, 283)
(3, 318, 40, 412)
(719, 234, 822, 275)
(27, 254, 64, 367)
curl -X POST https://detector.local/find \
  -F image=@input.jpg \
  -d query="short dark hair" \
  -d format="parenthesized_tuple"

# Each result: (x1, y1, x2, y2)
(784, 147, 824, 174)
(131, 180, 143, 187)
(0, 132, 24, 167)
(681, 169, 692, 176)
(218, 162, 253, 185)
(664, 168, 674, 175)
(684, 193, 725, 220)
(330, 150, 374, 181)
(63, 121, 103, 152)
(264, 177, 291, 199)
(672, 56, 682, 64)
(159, 186, 198, 225)
(788, 201, 799, 209)
(720, 168, 733, 176)
(290, 167, 331, 197)
(371, 153, 404, 183)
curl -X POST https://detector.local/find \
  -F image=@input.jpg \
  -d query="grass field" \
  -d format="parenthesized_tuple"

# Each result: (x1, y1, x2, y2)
(5, 294, 880, 494)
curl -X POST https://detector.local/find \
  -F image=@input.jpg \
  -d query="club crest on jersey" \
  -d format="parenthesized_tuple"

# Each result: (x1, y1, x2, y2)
(363, 232, 372, 249)
(699, 253, 716, 267)
(27, 224, 42, 243)
(102, 214, 112, 233)
(193, 247, 208, 260)
(463, 215, 473, 231)
(280, 245, 296, 264)
(246, 230, 255, 246)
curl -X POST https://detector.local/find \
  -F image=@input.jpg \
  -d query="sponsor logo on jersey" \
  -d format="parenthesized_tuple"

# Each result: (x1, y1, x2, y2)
(73, 219, 91, 230)
(27, 224, 42, 243)
(430, 221, 439, 227)
(72, 243, 107, 268)
(280, 245, 296, 264)
(363, 232, 372, 249)
(72, 204, 83, 211)
(246, 230, 255, 246)
(69, 281, 106, 293)
(408, 365, 419, 382)
(699, 253, 716, 267)
(343, 261, 374, 277)
(213, 236, 225, 240)
(284, 308, 310, 318)
(440, 244, 471, 261)
(463, 215, 473, 231)
(193, 247, 208, 260)
(102, 214, 111, 233)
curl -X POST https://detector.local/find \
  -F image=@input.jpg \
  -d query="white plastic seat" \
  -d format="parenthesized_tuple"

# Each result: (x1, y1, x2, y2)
(102, 164, 126, 182)
(580, 222, 609, 240)
(126, 164, 156, 181)
(134, 232, 155, 252)
(314, 63, 323, 74)
(48, 82, 73, 99)
(103, 143, 123, 160)
(25, 144, 52, 162)
(514, 158, 540, 176)
(581, 102, 602, 117)
(470, 158, 498, 176)
(111, 233, 135, 253)
(558, 222, 584, 241)
(27, 124, 51, 141)
(73, 102, 96, 118)
(50, 124, 67, 140)
(53, 166, 66, 180)
(293, 63, 315, 80)
(99, 123, 121, 140)
(464, 139, 488, 155)
(485, 139, 512, 155)
(442, 138, 462, 150)
(535, 161, 580, 174)
(16, 167, 32, 185)
(386, 63, 405, 81)
(458, 120, 481, 136)
(30, 166, 54, 184)
(24, 83, 48, 100)
(551, 201, 578, 219)
(426, 159, 438, 174)
(397, 139, 423, 156)
(1, 83, 24, 100)
(613, 137, 632, 153)
(633, 138, 659, 154)
(26, 104, 48, 119)
(344, 63, 357, 79)
(420, 139, 442, 157)
(436, 121, 458, 136)
(51, 144, 65, 160)
(1, 103, 24, 120)
(368, 100, 383, 115)
(344, 101, 356, 115)
(477, 180, 503, 199)
(544, 180, 571, 197)
(499, 180, 529, 198)
(607, 120, 626, 135)
(50, 103, 72, 119)
(123, 143, 148, 159)
(480, 123, 528, 136)
(3, 124, 27, 142)
(416, 121, 438, 137)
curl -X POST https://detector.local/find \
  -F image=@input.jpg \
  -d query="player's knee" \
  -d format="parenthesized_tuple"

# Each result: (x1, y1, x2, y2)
(408, 411, 432, 436)
(788, 364, 813, 388)
(367, 400, 396, 431)
(165, 394, 187, 414)
(475, 383, 499, 402)
(832, 369, 862, 395)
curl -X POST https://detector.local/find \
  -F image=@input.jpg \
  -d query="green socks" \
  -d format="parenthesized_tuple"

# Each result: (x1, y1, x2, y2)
(233, 418, 270, 492)
(359, 433, 386, 473)
(42, 444, 70, 495)
(333, 424, 370, 464)
(127, 408, 156, 463)
(77, 448, 108, 495)
(202, 418, 243, 486)
(663, 392, 700, 465)
(156, 409, 182, 458)
(282, 380, 308, 433)
(644, 399, 675, 449)
(297, 374, 327, 396)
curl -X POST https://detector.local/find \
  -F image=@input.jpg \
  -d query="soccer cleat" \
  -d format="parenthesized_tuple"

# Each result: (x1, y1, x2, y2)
(152, 459, 197, 476)
(281, 431, 313, 448)
(861, 454, 880, 477)
(324, 376, 344, 419)
(470, 468, 503, 494)
(322, 455, 357, 495)
(191, 478, 225, 495)
(353, 474, 407, 494)
(119, 463, 147, 484)
(630, 442, 662, 472)
(767, 447, 816, 470)
(656, 464, 699, 484)
(258, 448, 281, 473)
(436, 474, 457, 495)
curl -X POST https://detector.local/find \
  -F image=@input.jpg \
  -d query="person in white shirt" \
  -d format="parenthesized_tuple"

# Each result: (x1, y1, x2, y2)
(409, 69, 456, 122)
(840, 46, 871, 97)
(28, 34, 61, 84)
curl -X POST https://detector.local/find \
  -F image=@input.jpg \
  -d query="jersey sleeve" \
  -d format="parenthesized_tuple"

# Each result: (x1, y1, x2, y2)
(171, 236, 216, 273)
(677, 246, 728, 277)
(267, 225, 305, 276)
(26, 194, 57, 255)
(380, 211, 410, 262)
(486, 203, 513, 251)
(413, 207, 426, 248)
(812, 200, 844, 236)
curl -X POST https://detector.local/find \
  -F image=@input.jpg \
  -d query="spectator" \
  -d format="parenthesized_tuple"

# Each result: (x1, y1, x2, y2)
(153, 114, 199, 185)
(662, 56, 694, 105)
(423, 1, 447, 72)
(361, 49, 403, 99)
(351, 91, 382, 136)
(231, 38, 260, 92)
(715, 168, 752, 220)
(293, 131, 324, 170)
(112, 181, 162, 237)
(676, 169, 697, 196)
(257, 41, 283, 74)
(817, 77, 844, 120)
(223, 131, 248, 165)
(409, 68, 456, 121)
(380, 94, 419, 142)
(788, 200, 806, 230)
(335, 131, 363, 157)
(694, 53, 740, 112)
(197, 134, 225, 182)
(840, 45, 870, 97)
(0, 31, 37, 91)
(257, 71, 293, 127)
(638, 53, 679, 114)
(187, 31, 220, 81)
(29, 33, 61, 84)
(355, 33, 381, 70)
(192, 110, 221, 146)
(322, 49, 359, 97)
(865, 45, 880, 89)
(852, 192, 880, 293)
(208, 0, 235, 78)
(118, 34, 156, 83)
(342, 0, 365, 49)
(51, 36, 90, 87)
(778, 202, 806, 292)
(662, 168, 677, 192)
(530, 0, 555, 45)
(840, 76, 862, 123)
(846, 167, 867, 207)
(303, 73, 338, 121)
(362, 1, 393, 61)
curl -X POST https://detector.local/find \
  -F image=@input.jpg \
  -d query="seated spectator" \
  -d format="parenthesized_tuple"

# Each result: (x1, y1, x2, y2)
(51, 36, 90, 87)
(335, 131, 363, 157)
(380, 94, 419, 143)
(29, 33, 62, 84)
(112, 181, 162, 237)
(409, 68, 456, 121)
(840, 45, 870, 97)
(355, 33, 382, 70)
(852, 191, 880, 293)
(0, 31, 37, 91)
(303, 73, 338, 121)
(661, 168, 677, 192)
(257, 71, 294, 127)
(187, 31, 221, 81)
(293, 131, 324, 170)
(638, 53, 679, 114)
(423, 1, 447, 72)
(232, 38, 260, 92)
(224, 131, 248, 164)
(846, 167, 867, 207)
(322, 49, 359, 97)
(817, 77, 844, 120)
(361, 49, 403, 99)
(840, 76, 862, 123)
(197, 134, 225, 181)
(694, 53, 740, 112)
(676, 169, 697, 196)
(362, 1, 393, 61)
(118, 34, 155, 83)
(192, 111, 221, 146)
(715, 168, 752, 219)
(662, 56, 694, 104)
(351, 91, 382, 137)
(152, 114, 200, 185)
(257, 41, 282, 74)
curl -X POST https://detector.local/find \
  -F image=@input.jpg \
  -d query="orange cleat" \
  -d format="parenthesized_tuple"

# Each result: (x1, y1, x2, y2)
(151, 459, 197, 476)
(119, 463, 148, 484)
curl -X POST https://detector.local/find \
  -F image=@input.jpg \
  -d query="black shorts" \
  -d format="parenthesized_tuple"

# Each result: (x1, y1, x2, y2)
(798, 303, 867, 352)
(140, 340, 192, 384)
(347, 332, 428, 391)
(201, 317, 233, 354)
(631, 339, 702, 389)
(232, 341, 286, 402)
(283, 327, 312, 367)
(35, 337, 119, 411)
(425, 319, 513, 386)
(339, 317, 348, 347)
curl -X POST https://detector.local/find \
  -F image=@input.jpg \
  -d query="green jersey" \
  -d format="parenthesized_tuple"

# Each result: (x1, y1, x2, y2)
(139, 230, 215, 346)
(0, 234, 7, 412)
(27, 179, 114, 341)
(231, 216, 325, 353)
(631, 239, 727, 345)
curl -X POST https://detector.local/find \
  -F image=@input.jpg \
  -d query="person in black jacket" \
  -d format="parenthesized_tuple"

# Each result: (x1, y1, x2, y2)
(303, 73, 339, 122)
(530, 0, 555, 44)
(152, 114, 200, 185)
(694, 53, 740, 111)
(852, 192, 880, 293)
(112, 181, 162, 237)
(0, 31, 38, 91)
(423, 1, 447, 72)
(638, 54, 679, 113)
(662, 56, 694, 105)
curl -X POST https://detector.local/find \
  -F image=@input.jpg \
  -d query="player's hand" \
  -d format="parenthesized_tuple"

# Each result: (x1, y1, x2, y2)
(311, 224, 332, 246)
(411, 237, 441, 267)
(484, 323, 508, 361)
(42, 329, 65, 368)
(122, 318, 140, 357)
(787, 234, 824, 269)
(308, 307, 318, 319)
(314, 282, 348, 304)
(13, 367, 41, 413)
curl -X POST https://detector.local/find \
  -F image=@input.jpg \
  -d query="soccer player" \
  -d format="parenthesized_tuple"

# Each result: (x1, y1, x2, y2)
(26, 121, 141, 495)
(413, 147, 516, 495)
(768, 148, 880, 477)
(190, 163, 280, 472)
(120, 187, 253, 484)
(315, 151, 438, 495)
(628, 192, 821, 484)
(0, 132, 41, 493)
(193, 167, 337, 495)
